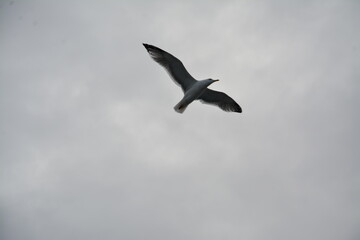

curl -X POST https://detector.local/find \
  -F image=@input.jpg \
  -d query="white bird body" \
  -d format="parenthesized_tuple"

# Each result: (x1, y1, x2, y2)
(143, 43, 242, 114)
(174, 79, 218, 113)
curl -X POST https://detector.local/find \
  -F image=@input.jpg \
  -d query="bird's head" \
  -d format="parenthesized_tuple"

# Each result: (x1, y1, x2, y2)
(206, 78, 219, 85)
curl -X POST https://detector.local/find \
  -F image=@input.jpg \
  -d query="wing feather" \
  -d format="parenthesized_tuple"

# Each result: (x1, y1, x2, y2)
(198, 89, 242, 113)
(143, 43, 196, 92)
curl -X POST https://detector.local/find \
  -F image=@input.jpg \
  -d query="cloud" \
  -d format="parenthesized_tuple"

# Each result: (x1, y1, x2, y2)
(1, 1, 359, 240)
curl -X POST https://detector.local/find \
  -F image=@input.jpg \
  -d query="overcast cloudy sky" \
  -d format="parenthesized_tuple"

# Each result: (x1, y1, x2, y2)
(1, 1, 359, 240)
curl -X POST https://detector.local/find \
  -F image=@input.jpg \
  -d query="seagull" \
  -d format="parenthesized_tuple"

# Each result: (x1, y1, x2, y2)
(143, 43, 242, 113)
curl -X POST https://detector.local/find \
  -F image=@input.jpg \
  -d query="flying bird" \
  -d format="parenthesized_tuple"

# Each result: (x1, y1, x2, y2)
(143, 43, 242, 113)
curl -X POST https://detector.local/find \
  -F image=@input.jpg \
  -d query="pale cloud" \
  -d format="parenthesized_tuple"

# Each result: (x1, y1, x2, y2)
(1, 1, 359, 240)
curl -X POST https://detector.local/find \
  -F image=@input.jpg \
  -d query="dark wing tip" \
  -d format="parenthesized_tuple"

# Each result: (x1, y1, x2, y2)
(223, 97, 242, 113)
(142, 43, 164, 53)
(143, 43, 150, 51)
(222, 103, 242, 113)
(233, 103, 242, 113)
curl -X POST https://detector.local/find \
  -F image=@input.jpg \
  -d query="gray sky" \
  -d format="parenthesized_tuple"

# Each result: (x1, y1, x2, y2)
(1, 1, 359, 240)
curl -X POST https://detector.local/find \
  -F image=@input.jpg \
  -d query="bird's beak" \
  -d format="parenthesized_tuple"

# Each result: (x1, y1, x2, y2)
(214, 79, 220, 82)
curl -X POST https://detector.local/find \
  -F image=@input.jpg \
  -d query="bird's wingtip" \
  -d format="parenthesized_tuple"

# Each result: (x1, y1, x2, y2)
(142, 43, 152, 52)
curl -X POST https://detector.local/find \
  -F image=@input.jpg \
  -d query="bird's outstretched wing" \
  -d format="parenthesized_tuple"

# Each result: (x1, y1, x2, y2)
(198, 89, 242, 113)
(143, 43, 196, 92)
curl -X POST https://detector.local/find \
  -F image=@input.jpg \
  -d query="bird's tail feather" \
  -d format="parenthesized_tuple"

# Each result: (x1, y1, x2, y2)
(174, 102, 188, 114)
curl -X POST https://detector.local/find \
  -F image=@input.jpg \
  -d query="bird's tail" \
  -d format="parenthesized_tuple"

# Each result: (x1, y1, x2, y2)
(174, 102, 188, 114)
